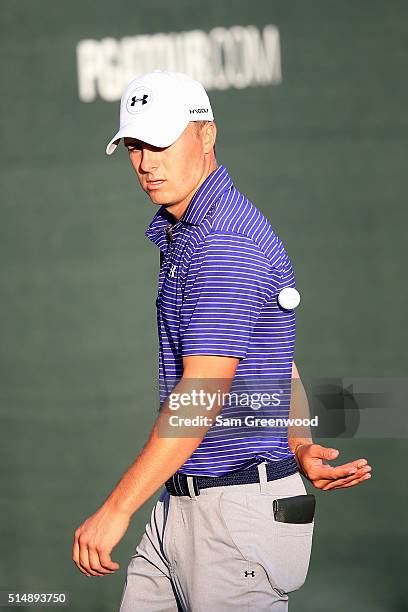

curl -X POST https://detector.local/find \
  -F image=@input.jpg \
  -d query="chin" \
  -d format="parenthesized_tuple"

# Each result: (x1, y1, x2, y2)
(147, 192, 168, 205)
(147, 186, 173, 203)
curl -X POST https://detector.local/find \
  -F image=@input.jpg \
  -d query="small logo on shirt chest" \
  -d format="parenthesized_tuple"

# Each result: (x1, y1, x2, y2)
(168, 265, 177, 278)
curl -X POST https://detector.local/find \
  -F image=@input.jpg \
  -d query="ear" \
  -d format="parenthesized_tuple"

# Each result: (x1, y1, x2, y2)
(203, 122, 217, 154)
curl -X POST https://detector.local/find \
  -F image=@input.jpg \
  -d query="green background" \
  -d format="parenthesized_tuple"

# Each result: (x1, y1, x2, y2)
(1, 1, 407, 611)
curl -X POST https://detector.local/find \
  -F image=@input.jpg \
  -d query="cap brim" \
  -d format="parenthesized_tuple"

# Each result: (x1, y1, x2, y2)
(105, 119, 188, 155)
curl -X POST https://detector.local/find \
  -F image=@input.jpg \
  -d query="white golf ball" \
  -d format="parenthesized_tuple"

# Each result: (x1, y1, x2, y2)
(277, 287, 301, 310)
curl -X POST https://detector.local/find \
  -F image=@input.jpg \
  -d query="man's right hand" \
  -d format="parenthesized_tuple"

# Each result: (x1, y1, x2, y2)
(72, 501, 128, 577)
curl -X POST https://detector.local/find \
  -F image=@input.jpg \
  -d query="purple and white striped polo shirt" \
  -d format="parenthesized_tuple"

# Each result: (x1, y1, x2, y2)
(145, 165, 297, 476)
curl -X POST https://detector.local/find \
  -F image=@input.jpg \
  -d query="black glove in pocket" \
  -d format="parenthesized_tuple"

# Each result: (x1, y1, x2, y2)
(273, 494, 316, 524)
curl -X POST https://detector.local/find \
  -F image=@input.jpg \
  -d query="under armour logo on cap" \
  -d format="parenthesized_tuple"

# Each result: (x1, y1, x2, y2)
(131, 94, 148, 106)
(126, 87, 153, 114)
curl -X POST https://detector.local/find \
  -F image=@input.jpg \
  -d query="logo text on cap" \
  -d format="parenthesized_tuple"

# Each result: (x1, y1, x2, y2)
(189, 107, 209, 114)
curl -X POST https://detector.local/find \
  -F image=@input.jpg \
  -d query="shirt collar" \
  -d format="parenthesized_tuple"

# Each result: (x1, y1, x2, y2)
(145, 165, 233, 249)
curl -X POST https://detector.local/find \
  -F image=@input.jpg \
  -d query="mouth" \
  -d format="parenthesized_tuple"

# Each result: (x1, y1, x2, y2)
(146, 179, 166, 190)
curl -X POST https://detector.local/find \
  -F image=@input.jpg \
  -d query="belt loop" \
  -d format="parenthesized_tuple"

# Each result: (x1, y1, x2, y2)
(257, 461, 268, 494)
(173, 474, 181, 496)
(186, 476, 199, 500)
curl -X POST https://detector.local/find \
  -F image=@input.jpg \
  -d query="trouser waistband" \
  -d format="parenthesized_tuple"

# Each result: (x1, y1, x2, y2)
(165, 456, 298, 497)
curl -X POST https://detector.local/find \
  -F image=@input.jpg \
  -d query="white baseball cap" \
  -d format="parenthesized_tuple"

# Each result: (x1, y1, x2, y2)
(105, 70, 214, 155)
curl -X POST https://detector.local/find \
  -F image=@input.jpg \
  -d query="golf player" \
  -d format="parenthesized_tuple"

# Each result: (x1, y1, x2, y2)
(72, 70, 372, 611)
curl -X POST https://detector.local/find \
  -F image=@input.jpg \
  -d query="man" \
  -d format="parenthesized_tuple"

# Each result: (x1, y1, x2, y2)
(72, 70, 372, 611)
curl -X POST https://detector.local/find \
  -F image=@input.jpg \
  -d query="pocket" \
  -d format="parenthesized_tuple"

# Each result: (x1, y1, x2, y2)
(270, 496, 314, 593)
(219, 484, 315, 595)
(218, 489, 251, 562)
(273, 517, 314, 535)
(243, 487, 314, 595)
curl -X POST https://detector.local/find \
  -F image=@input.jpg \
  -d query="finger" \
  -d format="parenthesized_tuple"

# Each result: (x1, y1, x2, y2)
(324, 475, 371, 490)
(331, 458, 370, 471)
(322, 472, 372, 491)
(344, 464, 372, 478)
(312, 467, 371, 489)
(333, 473, 372, 489)
(355, 458, 369, 469)
(332, 465, 371, 482)
(312, 464, 358, 481)
(79, 543, 101, 577)
(88, 549, 111, 576)
(72, 536, 79, 564)
(99, 551, 120, 572)
(313, 462, 371, 481)
(326, 458, 368, 469)
(72, 538, 92, 577)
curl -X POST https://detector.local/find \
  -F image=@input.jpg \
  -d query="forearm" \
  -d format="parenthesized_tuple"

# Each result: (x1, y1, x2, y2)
(288, 361, 313, 455)
(104, 377, 228, 518)
(105, 413, 205, 518)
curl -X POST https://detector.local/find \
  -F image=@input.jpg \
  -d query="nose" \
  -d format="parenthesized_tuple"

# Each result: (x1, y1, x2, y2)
(140, 147, 159, 173)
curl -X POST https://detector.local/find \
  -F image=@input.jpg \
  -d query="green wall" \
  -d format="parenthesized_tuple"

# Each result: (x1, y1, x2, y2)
(1, 2, 407, 611)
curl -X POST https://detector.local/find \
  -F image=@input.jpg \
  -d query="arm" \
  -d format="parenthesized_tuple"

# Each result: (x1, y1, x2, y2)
(104, 355, 238, 516)
(289, 361, 372, 491)
(72, 354, 239, 577)
(287, 360, 313, 459)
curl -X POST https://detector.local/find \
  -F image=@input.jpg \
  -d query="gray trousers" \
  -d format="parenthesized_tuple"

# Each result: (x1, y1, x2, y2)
(119, 463, 314, 611)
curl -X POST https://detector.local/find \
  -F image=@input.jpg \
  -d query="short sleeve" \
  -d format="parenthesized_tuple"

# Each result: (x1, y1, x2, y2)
(179, 232, 282, 359)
